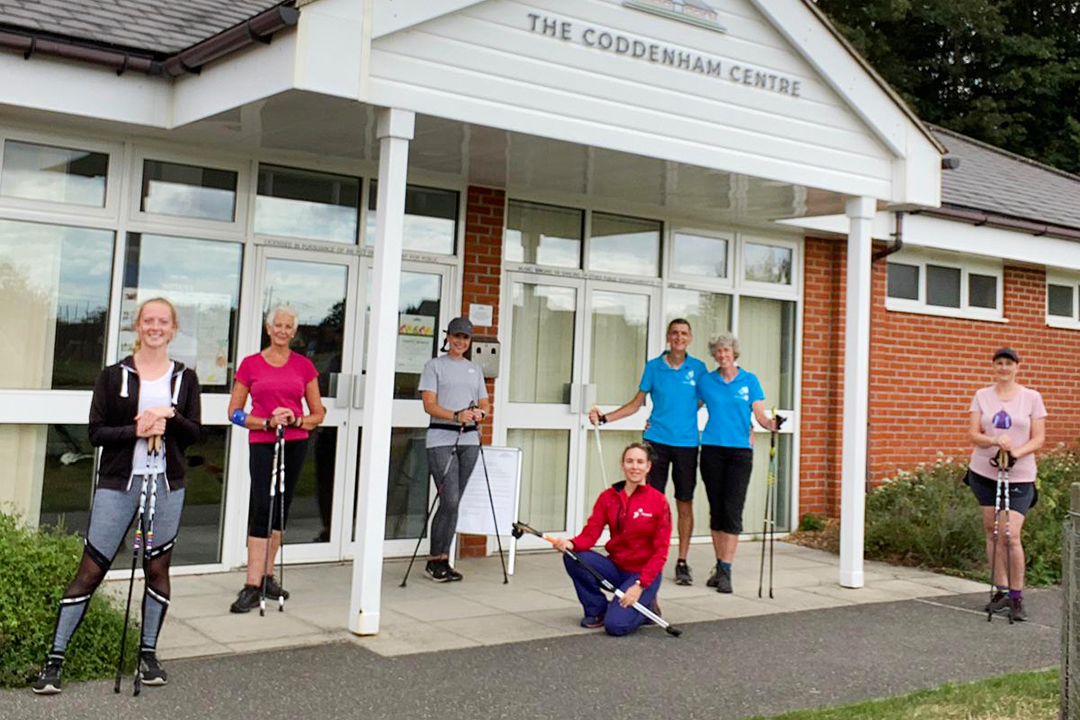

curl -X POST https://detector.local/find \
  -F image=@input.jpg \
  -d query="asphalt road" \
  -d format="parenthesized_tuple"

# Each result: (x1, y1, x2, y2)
(1, 589, 1060, 720)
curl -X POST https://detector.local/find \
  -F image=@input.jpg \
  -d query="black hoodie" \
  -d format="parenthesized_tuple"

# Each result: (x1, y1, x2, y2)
(88, 356, 202, 491)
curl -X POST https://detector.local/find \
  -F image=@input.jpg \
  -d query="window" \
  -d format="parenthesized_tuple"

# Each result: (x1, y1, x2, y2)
(589, 213, 661, 277)
(0, 219, 114, 389)
(505, 200, 582, 268)
(672, 232, 728, 279)
(141, 159, 238, 222)
(255, 165, 360, 244)
(885, 251, 1003, 321)
(366, 183, 458, 255)
(121, 234, 243, 390)
(744, 241, 793, 285)
(1046, 274, 1080, 328)
(1, 140, 108, 207)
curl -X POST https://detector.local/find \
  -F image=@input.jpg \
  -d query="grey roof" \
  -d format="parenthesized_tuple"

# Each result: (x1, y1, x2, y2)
(0, 0, 285, 54)
(933, 125, 1080, 231)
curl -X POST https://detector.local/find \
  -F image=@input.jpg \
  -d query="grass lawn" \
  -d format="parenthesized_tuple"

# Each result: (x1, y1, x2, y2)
(744, 669, 1059, 720)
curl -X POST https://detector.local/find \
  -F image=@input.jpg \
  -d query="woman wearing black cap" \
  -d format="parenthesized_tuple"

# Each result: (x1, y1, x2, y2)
(967, 347, 1046, 622)
(418, 316, 491, 582)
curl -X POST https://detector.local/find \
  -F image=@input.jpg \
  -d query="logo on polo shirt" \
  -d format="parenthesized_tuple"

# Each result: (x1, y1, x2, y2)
(739, 386, 750, 402)
(685, 369, 696, 386)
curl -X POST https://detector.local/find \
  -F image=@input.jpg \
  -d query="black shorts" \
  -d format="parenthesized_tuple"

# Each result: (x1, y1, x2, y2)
(699, 445, 754, 533)
(646, 442, 699, 502)
(965, 469, 1037, 515)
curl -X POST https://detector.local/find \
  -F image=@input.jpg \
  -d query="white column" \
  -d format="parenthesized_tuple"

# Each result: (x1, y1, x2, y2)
(349, 107, 414, 635)
(839, 196, 874, 589)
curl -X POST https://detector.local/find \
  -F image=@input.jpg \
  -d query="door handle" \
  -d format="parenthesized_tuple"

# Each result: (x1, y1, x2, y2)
(353, 371, 366, 409)
(567, 382, 579, 415)
(332, 373, 352, 409)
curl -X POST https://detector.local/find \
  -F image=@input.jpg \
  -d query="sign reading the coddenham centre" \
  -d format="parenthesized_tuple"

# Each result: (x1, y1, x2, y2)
(526, 12, 803, 99)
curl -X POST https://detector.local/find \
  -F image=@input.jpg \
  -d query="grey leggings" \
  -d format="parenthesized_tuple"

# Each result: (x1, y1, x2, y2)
(49, 476, 184, 658)
(428, 444, 480, 556)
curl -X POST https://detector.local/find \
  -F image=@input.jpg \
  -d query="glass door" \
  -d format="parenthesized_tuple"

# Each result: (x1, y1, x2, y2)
(343, 261, 454, 559)
(501, 273, 586, 547)
(249, 246, 363, 563)
(577, 281, 660, 526)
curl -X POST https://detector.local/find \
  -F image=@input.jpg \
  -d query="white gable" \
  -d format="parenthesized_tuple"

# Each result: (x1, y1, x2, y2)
(367, 0, 940, 205)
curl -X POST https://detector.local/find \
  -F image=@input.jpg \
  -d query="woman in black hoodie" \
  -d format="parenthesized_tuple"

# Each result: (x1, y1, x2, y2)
(32, 297, 201, 695)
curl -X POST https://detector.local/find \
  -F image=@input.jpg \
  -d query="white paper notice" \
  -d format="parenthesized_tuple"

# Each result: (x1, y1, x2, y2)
(468, 304, 493, 328)
(456, 446, 522, 537)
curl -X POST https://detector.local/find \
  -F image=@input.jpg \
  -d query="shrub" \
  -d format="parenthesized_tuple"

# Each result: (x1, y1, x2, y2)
(798, 513, 826, 532)
(0, 511, 138, 689)
(864, 446, 1080, 585)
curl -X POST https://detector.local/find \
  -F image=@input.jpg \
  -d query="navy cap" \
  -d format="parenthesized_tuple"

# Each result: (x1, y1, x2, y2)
(446, 317, 474, 337)
(993, 347, 1020, 363)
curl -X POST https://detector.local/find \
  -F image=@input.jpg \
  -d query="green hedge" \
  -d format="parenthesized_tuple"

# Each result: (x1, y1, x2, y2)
(0, 512, 138, 689)
(865, 445, 1080, 585)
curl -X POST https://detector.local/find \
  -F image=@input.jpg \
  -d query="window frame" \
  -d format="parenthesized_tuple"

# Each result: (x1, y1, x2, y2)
(129, 146, 250, 234)
(884, 250, 1005, 323)
(252, 163, 363, 246)
(668, 227, 734, 288)
(1046, 271, 1080, 329)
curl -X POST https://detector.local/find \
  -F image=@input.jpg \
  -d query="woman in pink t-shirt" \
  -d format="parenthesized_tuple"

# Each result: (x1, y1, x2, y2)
(967, 347, 1046, 622)
(226, 305, 326, 613)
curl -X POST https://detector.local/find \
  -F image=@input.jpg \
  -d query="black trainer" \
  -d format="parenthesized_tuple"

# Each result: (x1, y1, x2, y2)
(425, 559, 450, 583)
(263, 575, 290, 600)
(708, 563, 733, 593)
(446, 563, 464, 582)
(984, 591, 1009, 614)
(139, 650, 168, 686)
(1009, 598, 1027, 622)
(229, 584, 262, 613)
(674, 560, 692, 586)
(31, 656, 63, 695)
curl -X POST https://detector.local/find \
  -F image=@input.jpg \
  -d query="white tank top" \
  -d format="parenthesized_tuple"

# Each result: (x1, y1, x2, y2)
(131, 363, 173, 477)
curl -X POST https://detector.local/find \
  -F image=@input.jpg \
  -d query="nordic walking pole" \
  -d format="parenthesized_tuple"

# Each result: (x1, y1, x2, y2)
(115, 435, 156, 694)
(987, 454, 1003, 622)
(512, 521, 682, 637)
(134, 437, 161, 696)
(260, 427, 283, 617)
(401, 425, 464, 587)
(471, 404, 508, 584)
(589, 406, 609, 487)
(758, 411, 784, 599)
(277, 426, 286, 612)
(1000, 448, 1014, 625)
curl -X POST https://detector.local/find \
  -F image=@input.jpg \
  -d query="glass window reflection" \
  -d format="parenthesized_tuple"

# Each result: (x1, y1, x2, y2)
(673, 232, 728, 278)
(366, 183, 457, 254)
(173, 426, 230, 564)
(743, 242, 793, 285)
(505, 200, 582, 268)
(0, 219, 113, 390)
(141, 159, 238, 222)
(1, 140, 108, 207)
(122, 233, 242, 390)
(255, 165, 360, 244)
(364, 271, 442, 399)
(588, 213, 660, 277)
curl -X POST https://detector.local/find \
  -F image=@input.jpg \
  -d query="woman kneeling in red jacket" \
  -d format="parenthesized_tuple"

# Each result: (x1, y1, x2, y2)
(554, 442, 672, 635)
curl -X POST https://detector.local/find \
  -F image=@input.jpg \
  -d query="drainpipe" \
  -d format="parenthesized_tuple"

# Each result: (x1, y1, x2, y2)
(871, 211, 904, 262)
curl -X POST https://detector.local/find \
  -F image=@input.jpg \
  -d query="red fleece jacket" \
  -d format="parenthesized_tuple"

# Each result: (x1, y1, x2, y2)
(570, 481, 672, 588)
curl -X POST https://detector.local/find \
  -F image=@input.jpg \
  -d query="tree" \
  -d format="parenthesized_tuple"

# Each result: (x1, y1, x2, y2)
(816, 0, 1080, 175)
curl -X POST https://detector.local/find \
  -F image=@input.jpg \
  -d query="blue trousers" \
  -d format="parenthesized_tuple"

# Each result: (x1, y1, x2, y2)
(564, 550, 661, 636)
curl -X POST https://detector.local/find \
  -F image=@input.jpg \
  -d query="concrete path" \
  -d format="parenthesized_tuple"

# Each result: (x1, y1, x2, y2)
(150, 541, 989, 659)
(2, 586, 1060, 720)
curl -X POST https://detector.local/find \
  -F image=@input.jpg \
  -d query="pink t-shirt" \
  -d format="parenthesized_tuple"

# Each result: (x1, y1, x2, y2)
(968, 385, 1047, 483)
(235, 352, 318, 444)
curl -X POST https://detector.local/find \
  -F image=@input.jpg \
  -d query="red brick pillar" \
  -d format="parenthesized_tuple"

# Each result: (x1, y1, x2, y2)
(800, 237, 845, 520)
(457, 186, 506, 557)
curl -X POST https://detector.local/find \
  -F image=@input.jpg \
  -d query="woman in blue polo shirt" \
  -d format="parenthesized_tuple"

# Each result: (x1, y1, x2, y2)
(589, 318, 706, 586)
(697, 332, 779, 594)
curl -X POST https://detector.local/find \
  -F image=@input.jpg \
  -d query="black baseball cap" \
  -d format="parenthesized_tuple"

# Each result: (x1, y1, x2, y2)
(446, 317, 474, 337)
(993, 347, 1020, 363)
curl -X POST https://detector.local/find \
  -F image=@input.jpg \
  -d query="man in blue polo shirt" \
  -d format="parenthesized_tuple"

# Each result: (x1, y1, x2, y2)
(589, 318, 706, 586)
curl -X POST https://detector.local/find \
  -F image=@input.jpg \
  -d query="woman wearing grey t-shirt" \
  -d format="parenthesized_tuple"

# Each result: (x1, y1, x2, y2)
(419, 316, 490, 582)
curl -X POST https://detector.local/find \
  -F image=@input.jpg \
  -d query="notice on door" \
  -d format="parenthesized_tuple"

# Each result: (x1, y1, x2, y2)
(396, 314, 436, 374)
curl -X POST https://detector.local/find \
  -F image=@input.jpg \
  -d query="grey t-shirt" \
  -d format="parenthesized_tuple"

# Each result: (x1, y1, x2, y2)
(419, 355, 488, 447)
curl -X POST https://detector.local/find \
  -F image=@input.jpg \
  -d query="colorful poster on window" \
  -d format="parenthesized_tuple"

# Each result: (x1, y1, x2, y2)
(396, 313, 435, 374)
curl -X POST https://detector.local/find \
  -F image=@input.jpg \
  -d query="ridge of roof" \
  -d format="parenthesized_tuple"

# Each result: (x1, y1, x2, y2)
(931, 124, 1080, 186)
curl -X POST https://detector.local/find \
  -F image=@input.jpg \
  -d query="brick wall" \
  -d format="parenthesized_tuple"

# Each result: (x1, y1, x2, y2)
(458, 185, 506, 557)
(800, 235, 1080, 522)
